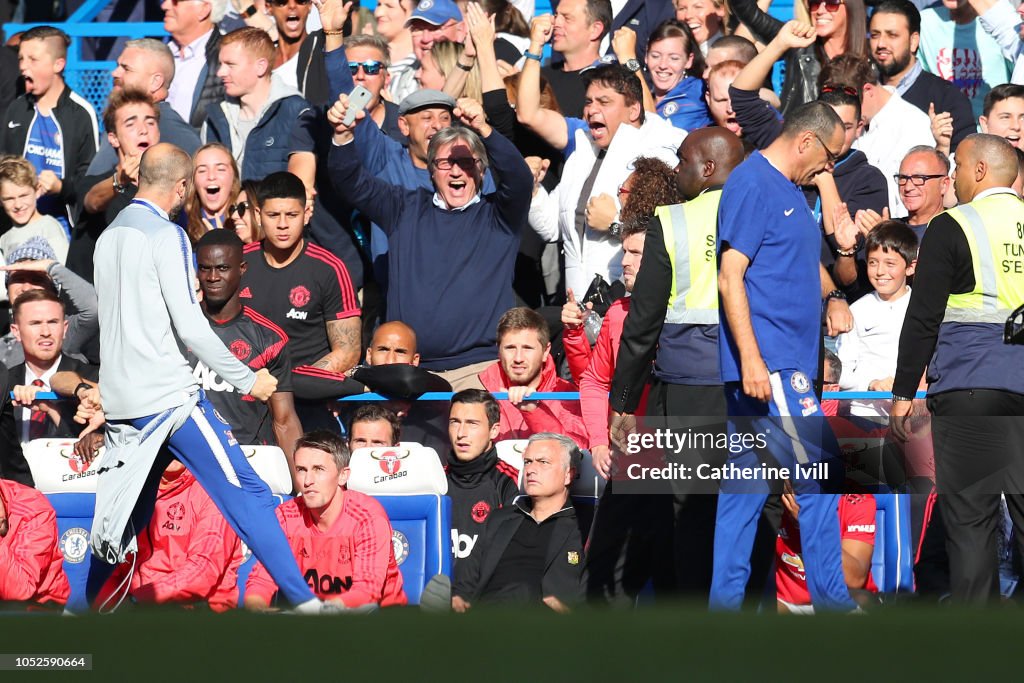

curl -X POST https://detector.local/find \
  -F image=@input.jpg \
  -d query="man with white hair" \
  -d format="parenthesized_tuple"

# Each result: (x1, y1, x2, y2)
(162, 0, 229, 128)
(452, 432, 587, 612)
(86, 38, 201, 177)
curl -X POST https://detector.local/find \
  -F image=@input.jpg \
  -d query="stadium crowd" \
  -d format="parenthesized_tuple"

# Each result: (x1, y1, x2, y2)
(2, 0, 1024, 614)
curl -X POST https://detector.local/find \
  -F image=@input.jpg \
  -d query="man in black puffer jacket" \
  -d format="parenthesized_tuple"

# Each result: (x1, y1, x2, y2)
(445, 390, 520, 574)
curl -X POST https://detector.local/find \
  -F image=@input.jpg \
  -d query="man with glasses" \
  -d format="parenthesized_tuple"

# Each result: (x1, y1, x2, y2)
(819, 54, 936, 217)
(328, 94, 533, 390)
(162, 0, 228, 129)
(711, 102, 860, 612)
(896, 146, 951, 243)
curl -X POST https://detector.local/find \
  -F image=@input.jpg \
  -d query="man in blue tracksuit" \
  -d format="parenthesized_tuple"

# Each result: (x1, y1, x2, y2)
(713, 102, 856, 611)
(87, 143, 322, 613)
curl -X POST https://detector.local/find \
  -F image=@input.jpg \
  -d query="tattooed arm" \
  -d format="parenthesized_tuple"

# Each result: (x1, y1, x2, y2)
(311, 317, 362, 374)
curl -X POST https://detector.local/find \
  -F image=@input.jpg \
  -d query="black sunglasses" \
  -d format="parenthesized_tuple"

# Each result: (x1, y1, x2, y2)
(349, 60, 384, 76)
(894, 173, 946, 187)
(809, 0, 843, 10)
(268, 0, 312, 6)
(431, 156, 480, 171)
(228, 201, 249, 218)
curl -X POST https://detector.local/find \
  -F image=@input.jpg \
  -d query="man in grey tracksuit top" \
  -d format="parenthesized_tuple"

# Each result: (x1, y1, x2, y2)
(86, 143, 319, 612)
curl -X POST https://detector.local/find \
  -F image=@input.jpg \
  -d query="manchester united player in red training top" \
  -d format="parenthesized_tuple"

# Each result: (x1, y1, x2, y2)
(0, 476, 69, 607)
(245, 430, 407, 610)
(775, 482, 877, 614)
(97, 460, 243, 611)
(191, 229, 304, 475)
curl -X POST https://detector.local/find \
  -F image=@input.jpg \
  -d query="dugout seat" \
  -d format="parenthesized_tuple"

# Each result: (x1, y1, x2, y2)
(348, 446, 448, 495)
(871, 493, 914, 595)
(45, 492, 96, 611)
(240, 445, 292, 495)
(375, 494, 453, 605)
(25, 438, 107, 494)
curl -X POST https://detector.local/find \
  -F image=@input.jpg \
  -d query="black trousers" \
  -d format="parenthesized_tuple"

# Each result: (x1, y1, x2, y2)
(586, 382, 727, 603)
(929, 389, 1024, 604)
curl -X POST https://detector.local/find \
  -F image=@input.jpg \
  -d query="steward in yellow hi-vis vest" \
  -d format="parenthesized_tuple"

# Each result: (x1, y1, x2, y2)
(891, 134, 1024, 604)
(607, 129, 744, 599)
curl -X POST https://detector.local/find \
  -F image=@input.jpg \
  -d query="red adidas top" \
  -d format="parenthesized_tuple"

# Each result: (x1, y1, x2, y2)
(99, 470, 243, 612)
(246, 490, 407, 608)
(776, 493, 878, 606)
(0, 478, 70, 606)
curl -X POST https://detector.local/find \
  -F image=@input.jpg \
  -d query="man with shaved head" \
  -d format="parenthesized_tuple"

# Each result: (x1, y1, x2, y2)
(85, 38, 201, 177)
(366, 321, 420, 367)
(87, 142, 329, 614)
(891, 133, 1024, 605)
(600, 127, 745, 602)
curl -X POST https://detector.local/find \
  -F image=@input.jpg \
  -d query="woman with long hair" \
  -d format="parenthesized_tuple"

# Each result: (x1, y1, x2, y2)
(731, 0, 867, 114)
(226, 180, 264, 245)
(185, 143, 241, 244)
(417, 40, 484, 101)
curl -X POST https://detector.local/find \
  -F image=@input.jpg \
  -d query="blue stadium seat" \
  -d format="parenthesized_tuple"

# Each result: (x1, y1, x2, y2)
(45, 492, 96, 612)
(375, 494, 453, 606)
(871, 493, 914, 594)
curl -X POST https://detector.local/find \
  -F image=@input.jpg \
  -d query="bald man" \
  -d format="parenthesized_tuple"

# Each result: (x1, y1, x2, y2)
(87, 143, 326, 614)
(366, 321, 420, 367)
(891, 134, 1024, 605)
(86, 39, 201, 176)
(596, 128, 745, 602)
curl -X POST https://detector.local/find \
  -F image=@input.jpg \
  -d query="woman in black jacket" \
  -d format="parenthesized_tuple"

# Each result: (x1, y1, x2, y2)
(730, 0, 868, 115)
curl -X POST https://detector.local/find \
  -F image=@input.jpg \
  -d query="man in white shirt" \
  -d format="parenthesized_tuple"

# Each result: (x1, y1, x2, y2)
(163, 0, 228, 128)
(821, 54, 936, 217)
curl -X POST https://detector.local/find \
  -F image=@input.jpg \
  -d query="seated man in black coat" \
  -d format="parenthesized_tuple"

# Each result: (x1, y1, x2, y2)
(452, 432, 586, 612)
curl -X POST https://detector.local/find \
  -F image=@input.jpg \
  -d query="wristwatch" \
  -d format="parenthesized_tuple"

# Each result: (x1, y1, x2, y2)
(825, 289, 847, 302)
(622, 58, 641, 73)
(242, 3, 258, 17)
(891, 394, 914, 403)
(608, 221, 623, 239)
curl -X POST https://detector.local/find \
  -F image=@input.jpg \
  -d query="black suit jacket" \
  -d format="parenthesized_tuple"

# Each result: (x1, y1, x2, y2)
(0, 365, 30, 486)
(455, 497, 587, 605)
(11, 355, 99, 442)
(902, 70, 976, 152)
(606, 0, 675, 62)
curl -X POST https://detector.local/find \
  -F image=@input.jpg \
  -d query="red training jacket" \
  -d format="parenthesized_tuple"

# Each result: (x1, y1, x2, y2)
(100, 469, 243, 611)
(478, 356, 589, 447)
(0, 478, 70, 606)
(246, 491, 407, 608)
(564, 299, 649, 449)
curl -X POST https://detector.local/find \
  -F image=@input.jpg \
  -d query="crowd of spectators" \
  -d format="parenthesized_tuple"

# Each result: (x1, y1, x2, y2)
(2, 0, 1023, 613)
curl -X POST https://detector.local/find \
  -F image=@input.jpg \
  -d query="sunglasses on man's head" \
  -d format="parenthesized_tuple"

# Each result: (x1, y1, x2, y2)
(267, 0, 312, 7)
(820, 83, 858, 97)
(809, 0, 843, 11)
(349, 60, 384, 76)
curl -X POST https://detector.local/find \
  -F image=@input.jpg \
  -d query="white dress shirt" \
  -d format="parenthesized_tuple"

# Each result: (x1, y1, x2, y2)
(167, 28, 215, 123)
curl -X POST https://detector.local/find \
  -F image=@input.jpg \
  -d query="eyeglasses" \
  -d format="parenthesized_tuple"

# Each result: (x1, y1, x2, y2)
(267, 0, 312, 6)
(228, 201, 249, 218)
(809, 0, 844, 11)
(820, 83, 858, 97)
(894, 173, 946, 187)
(349, 60, 384, 76)
(431, 156, 481, 171)
(813, 131, 839, 167)
(617, 184, 631, 195)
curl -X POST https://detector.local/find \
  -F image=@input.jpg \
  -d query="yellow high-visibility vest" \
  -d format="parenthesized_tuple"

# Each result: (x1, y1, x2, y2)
(656, 190, 722, 325)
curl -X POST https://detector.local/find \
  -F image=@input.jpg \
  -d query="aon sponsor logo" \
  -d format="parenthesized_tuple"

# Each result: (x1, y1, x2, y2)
(305, 568, 353, 595)
(451, 530, 479, 559)
(286, 308, 308, 320)
(193, 362, 235, 393)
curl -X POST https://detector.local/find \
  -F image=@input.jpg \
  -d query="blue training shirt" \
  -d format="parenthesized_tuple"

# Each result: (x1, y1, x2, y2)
(717, 152, 821, 382)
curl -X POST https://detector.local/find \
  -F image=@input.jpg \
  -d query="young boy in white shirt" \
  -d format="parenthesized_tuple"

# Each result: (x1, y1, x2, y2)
(837, 221, 918, 417)
(0, 155, 69, 263)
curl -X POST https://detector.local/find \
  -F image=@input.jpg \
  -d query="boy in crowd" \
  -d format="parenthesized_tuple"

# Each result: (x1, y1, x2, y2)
(0, 26, 99, 237)
(0, 156, 69, 263)
(837, 222, 919, 417)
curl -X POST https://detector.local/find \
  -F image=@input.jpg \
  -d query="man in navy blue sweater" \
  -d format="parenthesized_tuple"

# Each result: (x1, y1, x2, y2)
(327, 94, 533, 391)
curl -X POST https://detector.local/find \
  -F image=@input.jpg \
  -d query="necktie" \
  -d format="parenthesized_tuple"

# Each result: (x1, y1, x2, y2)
(29, 379, 47, 440)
